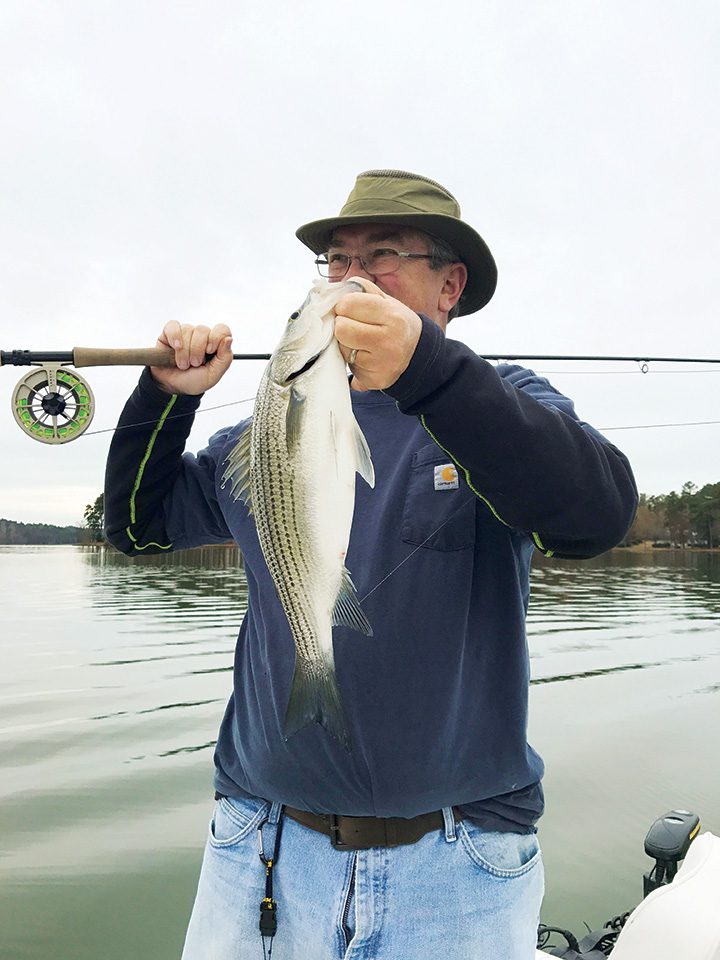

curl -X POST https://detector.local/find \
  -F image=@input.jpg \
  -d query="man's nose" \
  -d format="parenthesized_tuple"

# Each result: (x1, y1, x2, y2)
(344, 256, 375, 281)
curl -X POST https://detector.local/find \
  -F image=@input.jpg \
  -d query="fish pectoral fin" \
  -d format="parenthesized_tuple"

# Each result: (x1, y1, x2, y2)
(220, 423, 254, 514)
(352, 417, 375, 488)
(284, 657, 351, 751)
(286, 387, 306, 455)
(331, 566, 373, 636)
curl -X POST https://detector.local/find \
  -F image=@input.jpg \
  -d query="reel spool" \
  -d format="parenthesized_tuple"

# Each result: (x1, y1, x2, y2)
(12, 364, 95, 444)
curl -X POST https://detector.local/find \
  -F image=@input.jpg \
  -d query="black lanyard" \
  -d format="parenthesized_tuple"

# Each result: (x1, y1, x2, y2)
(258, 808, 284, 958)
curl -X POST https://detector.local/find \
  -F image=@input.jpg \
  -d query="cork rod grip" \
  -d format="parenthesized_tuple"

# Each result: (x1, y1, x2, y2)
(72, 346, 178, 368)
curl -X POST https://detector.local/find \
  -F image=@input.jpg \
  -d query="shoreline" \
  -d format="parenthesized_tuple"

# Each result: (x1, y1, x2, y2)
(618, 540, 720, 553)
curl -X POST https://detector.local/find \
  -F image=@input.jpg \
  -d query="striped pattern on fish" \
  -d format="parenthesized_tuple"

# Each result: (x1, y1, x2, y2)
(221, 279, 375, 749)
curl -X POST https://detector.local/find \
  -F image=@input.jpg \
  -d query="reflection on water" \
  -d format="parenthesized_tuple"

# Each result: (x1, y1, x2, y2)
(82, 542, 245, 568)
(81, 544, 248, 636)
(91, 697, 223, 721)
(528, 552, 720, 684)
(0, 545, 719, 959)
(531, 552, 720, 620)
(530, 655, 705, 685)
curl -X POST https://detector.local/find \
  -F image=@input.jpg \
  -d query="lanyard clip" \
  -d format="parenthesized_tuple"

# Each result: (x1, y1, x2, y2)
(257, 816, 270, 863)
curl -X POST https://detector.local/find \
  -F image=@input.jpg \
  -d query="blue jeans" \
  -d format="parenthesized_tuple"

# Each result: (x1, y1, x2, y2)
(181, 794, 544, 960)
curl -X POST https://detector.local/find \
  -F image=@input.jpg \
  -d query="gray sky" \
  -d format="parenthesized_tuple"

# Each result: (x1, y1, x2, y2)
(1, 0, 718, 525)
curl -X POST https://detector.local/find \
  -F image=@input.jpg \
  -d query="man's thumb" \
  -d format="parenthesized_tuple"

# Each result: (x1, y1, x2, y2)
(210, 336, 233, 374)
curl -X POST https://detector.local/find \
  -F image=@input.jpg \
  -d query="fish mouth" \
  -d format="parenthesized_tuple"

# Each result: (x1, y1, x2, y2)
(285, 350, 322, 384)
(282, 323, 336, 385)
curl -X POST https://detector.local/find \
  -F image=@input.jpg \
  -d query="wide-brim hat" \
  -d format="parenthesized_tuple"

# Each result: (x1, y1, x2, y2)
(295, 169, 497, 315)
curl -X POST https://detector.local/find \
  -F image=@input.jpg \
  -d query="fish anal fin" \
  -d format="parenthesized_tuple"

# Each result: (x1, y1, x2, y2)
(332, 566, 373, 636)
(220, 424, 253, 514)
(284, 657, 352, 751)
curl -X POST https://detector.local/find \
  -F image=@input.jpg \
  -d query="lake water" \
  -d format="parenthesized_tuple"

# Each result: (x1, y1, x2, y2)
(1, 545, 719, 959)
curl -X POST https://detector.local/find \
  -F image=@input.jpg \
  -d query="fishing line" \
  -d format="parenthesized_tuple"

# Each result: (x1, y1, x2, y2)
(359, 496, 476, 603)
(534, 369, 720, 376)
(44, 370, 720, 441)
(78, 397, 257, 438)
(601, 419, 720, 432)
(75, 400, 720, 442)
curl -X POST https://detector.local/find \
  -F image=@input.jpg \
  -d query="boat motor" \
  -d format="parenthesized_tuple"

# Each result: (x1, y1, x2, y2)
(642, 809, 700, 896)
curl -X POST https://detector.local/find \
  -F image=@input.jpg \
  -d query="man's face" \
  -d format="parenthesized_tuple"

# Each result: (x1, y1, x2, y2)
(326, 224, 461, 327)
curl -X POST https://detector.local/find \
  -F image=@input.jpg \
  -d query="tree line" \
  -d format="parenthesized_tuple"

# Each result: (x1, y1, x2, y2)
(627, 481, 720, 547)
(0, 517, 87, 545)
(0, 494, 104, 545)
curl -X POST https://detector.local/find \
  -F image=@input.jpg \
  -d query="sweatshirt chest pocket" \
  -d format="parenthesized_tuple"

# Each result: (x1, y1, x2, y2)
(401, 445, 477, 551)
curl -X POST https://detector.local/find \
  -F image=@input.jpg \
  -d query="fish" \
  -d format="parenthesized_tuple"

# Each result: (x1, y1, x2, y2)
(221, 278, 375, 749)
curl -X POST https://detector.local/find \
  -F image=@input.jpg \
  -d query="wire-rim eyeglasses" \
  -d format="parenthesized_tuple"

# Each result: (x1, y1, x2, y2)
(314, 249, 435, 280)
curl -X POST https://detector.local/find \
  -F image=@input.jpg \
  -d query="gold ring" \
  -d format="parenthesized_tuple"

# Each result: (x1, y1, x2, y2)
(348, 348, 358, 366)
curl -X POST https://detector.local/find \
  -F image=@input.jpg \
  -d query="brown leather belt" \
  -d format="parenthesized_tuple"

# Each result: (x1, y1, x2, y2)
(283, 805, 463, 850)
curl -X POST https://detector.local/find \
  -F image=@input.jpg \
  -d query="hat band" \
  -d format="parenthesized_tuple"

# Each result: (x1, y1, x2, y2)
(340, 198, 458, 218)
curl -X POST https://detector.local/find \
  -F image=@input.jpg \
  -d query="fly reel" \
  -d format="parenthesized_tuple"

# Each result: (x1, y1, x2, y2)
(12, 363, 95, 444)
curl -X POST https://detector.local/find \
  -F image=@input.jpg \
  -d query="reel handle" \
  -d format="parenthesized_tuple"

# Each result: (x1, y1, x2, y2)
(72, 346, 177, 368)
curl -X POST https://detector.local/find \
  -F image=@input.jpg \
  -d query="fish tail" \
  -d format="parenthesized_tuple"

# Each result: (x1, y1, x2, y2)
(283, 657, 351, 750)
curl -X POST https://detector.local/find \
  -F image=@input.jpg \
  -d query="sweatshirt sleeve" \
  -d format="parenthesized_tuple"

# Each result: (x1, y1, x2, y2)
(383, 316, 638, 559)
(104, 368, 233, 555)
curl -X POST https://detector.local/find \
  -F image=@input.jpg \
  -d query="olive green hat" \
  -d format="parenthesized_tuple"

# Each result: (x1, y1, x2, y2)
(295, 169, 497, 315)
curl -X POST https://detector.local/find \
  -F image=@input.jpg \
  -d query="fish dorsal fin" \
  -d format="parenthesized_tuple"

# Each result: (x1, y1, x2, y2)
(220, 423, 253, 514)
(286, 386, 306, 456)
(332, 566, 373, 636)
(352, 417, 375, 488)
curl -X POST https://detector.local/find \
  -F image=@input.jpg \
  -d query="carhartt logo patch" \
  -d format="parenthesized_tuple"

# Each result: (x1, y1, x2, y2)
(434, 463, 459, 490)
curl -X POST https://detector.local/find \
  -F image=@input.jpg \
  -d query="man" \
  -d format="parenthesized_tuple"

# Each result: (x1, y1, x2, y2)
(104, 169, 638, 959)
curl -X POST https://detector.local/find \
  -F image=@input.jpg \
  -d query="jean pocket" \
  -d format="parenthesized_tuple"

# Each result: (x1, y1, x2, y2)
(208, 794, 269, 849)
(458, 823, 541, 877)
(401, 444, 476, 551)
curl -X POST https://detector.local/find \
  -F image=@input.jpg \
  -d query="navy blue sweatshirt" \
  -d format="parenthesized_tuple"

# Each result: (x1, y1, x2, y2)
(104, 317, 637, 831)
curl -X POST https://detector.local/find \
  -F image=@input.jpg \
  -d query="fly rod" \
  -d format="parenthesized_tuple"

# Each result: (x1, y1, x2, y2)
(4, 349, 720, 367)
(3, 346, 720, 445)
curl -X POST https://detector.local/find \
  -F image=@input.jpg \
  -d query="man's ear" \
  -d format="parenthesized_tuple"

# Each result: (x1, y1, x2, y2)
(438, 263, 467, 315)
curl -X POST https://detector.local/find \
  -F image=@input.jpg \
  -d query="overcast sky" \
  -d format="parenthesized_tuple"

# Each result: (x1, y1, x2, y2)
(1, 0, 718, 526)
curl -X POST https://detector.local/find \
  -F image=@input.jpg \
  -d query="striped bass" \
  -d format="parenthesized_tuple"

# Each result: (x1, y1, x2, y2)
(221, 279, 375, 749)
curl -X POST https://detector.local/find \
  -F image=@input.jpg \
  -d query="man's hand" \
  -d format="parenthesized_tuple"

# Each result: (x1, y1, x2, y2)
(334, 279, 422, 391)
(150, 322, 233, 395)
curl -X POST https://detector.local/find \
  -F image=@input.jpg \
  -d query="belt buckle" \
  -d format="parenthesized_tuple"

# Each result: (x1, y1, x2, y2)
(329, 815, 349, 849)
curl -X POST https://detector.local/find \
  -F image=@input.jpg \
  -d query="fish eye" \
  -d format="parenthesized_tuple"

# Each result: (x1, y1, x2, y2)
(288, 310, 300, 323)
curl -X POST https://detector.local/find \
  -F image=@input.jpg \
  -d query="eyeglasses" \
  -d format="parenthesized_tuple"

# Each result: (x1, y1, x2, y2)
(315, 247, 435, 280)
